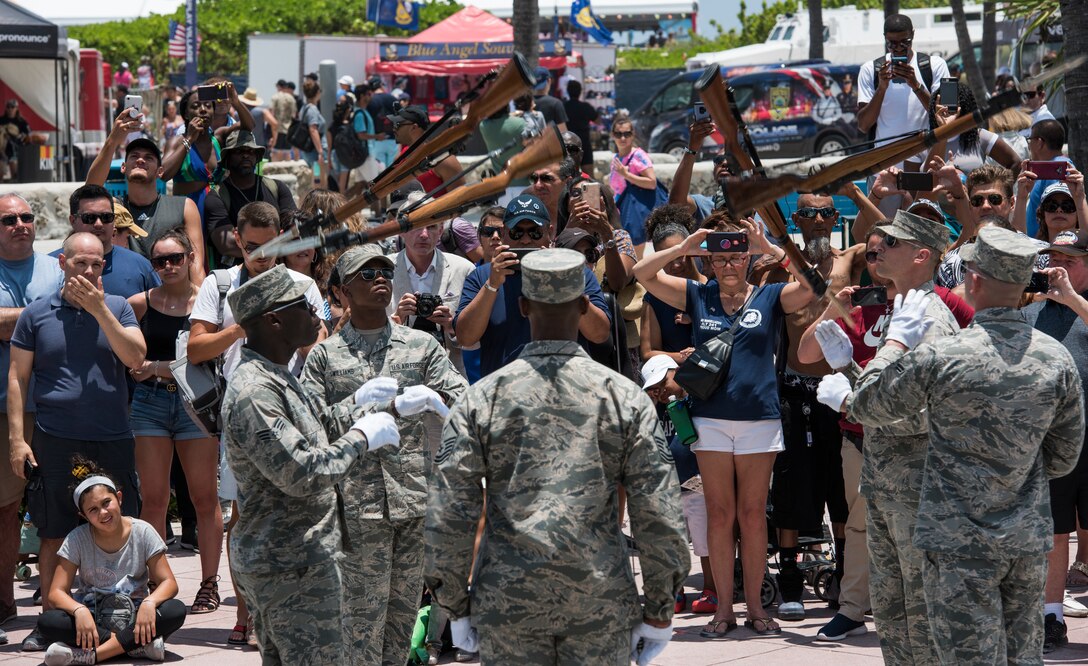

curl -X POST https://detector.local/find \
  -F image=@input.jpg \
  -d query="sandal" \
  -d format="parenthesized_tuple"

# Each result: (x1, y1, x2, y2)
(227, 624, 247, 646)
(1067, 561, 1088, 588)
(190, 575, 221, 614)
(699, 617, 737, 638)
(744, 617, 782, 636)
(246, 621, 258, 648)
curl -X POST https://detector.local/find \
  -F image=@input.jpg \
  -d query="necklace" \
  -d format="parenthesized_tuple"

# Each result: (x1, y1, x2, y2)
(226, 178, 259, 206)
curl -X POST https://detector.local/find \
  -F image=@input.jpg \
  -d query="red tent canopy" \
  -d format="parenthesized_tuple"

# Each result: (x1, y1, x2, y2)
(370, 5, 579, 76)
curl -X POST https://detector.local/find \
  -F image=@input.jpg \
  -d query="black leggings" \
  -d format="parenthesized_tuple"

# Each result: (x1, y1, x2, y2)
(37, 599, 187, 652)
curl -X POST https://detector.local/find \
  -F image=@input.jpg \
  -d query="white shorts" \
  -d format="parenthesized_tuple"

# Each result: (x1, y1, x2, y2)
(681, 490, 709, 557)
(690, 417, 785, 455)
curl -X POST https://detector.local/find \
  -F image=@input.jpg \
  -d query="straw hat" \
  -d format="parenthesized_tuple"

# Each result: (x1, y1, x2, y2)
(239, 87, 263, 107)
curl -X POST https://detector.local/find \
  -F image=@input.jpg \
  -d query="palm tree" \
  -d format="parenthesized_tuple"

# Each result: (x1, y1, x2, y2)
(807, 0, 823, 60)
(980, 1, 996, 89)
(513, 0, 540, 70)
(1059, 0, 1088, 167)
(949, 0, 987, 104)
(884, 0, 899, 18)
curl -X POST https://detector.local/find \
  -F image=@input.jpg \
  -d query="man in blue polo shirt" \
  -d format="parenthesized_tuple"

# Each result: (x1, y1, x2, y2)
(8, 232, 146, 652)
(49, 184, 159, 298)
(454, 194, 611, 377)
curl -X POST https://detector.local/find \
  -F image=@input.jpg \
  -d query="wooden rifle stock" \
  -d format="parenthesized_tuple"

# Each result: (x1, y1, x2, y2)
(332, 53, 535, 224)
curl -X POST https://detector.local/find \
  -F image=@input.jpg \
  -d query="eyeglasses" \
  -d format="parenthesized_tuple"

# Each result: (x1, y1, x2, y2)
(864, 250, 879, 263)
(1043, 199, 1077, 214)
(530, 173, 557, 183)
(796, 206, 837, 219)
(150, 252, 186, 269)
(78, 212, 116, 225)
(349, 267, 394, 282)
(507, 225, 544, 241)
(1022, 91, 1039, 99)
(393, 121, 416, 130)
(478, 225, 503, 238)
(969, 193, 1005, 208)
(0, 213, 34, 226)
(709, 255, 749, 266)
(268, 297, 316, 314)
(885, 37, 913, 49)
(612, 131, 633, 139)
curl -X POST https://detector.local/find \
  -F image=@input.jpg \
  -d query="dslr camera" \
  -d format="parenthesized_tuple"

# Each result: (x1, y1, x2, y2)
(415, 293, 443, 319)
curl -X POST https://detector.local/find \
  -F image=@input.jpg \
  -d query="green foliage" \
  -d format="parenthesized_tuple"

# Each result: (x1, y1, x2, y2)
(68, 0, 463, 78)
(617, 0, 950, 70)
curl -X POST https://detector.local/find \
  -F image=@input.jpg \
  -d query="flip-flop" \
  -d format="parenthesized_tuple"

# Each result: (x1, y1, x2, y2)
(227, 624, 247, 646)
(744, 617, 782, 635)
(699, 618, 737, 638)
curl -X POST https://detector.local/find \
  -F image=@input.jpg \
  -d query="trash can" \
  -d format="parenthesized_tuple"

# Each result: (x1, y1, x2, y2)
(17, 143, 54, 183)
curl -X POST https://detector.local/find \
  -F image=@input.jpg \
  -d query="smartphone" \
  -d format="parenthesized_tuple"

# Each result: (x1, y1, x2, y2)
(508, 247, 539, 271)
(896, 171, 935, 192)
(851, 285, 888, 307)
(1025, 272, 1050, 294)
(122, 94, 142, 118)
(579, 182, 601, 211)
(706, 231, 749, 253)
(196, 84, 226, 102)
(891, 55, 909, 83)
(23, 458, 35, 480)
(939, 78, 959, 113)
(1027, 161, 1069, 180)
(692, 102, 710, 122)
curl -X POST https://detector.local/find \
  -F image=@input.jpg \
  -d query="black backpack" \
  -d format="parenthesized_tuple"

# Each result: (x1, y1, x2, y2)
(867, 53, 933, 144)
(333, 109, 369, 169)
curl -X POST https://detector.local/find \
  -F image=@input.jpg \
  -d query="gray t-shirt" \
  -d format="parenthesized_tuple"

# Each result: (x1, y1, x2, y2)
(57, 518, 166, 601)
(301, 103, 327, 148)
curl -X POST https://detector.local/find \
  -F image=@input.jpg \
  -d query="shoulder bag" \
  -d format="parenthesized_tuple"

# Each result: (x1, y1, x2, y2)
(674, 286, 759, 401)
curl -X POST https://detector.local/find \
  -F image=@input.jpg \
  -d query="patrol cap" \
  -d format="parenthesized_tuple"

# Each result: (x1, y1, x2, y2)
(112, 200, 146, 237)
(521, 248, 585, 304)
(641, 355, 678, 390)
(504, 194, 549, 228)
(959, 226, 1039, 284)
(336, 244, 394, 279)
(1045, 229, 1088, 257)
(875, 209, 950, 254)
(228, 264, 311, 325)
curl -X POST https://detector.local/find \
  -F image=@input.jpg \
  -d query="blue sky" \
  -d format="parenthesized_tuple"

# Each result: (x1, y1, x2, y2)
(697, 0, 743, 36)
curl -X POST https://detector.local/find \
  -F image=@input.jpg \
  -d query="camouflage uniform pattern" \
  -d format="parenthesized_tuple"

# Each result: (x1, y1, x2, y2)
(844, 282, 959, 666)
(423, 340, 689, 664)
(221, 347, 367, 664)
(520, 249, 586, 303)
(300, 322, 466, 665)
(850, 307, 1084, 664)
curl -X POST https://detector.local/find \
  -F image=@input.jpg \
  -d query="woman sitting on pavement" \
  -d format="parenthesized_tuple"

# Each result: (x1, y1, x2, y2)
(37, 458, 186, 665)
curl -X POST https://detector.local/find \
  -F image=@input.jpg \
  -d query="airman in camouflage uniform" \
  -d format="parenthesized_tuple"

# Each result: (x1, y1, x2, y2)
(220, 265, 401, 665)
(836, 211, 960, 665)
(424, 249, 690, 666)
(300, 245, 467, 665)
(850, 227, 1084, 664)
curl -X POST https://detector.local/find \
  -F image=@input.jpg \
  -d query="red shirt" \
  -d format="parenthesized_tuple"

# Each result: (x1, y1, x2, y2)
(398, 144, 447, 197)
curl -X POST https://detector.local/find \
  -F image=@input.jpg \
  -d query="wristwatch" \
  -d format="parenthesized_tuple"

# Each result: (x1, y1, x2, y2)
(681, 147, 697, 157)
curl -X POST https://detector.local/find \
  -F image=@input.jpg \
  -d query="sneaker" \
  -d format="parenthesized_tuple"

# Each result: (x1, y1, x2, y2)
(21, 626, 46, 651)
(815, 613, 868, 641)
(32, 587, 42, 606)
(455, 649, 478, 662)
(674, 592, 686, 613)
(1044, 613, 1067, 653)
(44, 642, 96, 665)
(181, 523, 198, 552)
(691, 590, 719, 614)
(127, 636, 166, 661)
(778, 601, 805, 621)
(1063, 590, 1088, 618)
(0, 627, 7, 645)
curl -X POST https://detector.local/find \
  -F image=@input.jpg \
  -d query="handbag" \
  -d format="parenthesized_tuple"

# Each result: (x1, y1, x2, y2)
(287, 104, 315, 152)
(170, 270, 232, 437)
(674, 287, 759, 401)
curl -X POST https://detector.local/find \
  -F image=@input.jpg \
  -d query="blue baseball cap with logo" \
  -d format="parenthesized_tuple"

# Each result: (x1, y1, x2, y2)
(504, 194, 550, 228)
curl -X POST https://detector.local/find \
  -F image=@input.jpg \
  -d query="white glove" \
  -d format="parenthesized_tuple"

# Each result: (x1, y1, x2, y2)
(450, 617, 479, 653)
(352, 412, 400, 451)
(354, 376, 398, 406)
(885, 289, 934, 350)
(814, 320, 854, 370)
(816, 373, 851, 412)
(629, 622, 673, 666)
(394, 385, 450, 418)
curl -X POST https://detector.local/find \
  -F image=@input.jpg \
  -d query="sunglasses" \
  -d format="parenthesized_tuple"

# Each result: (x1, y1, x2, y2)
(882, 234, 916, 249)
(885, 37, 913, 49)
(709, 255, 749, 267)
(78, 212, 116, 225)
(150, 252, 186, 269)
(1043, 199, 1077, 214)
(268, 297, 316, 314)
(393, 121, 416, 130)
(0, 213, 34, 226)
(478, 225, 503, 238)
(582, 247, 602, 264)
(970, 193, 1006, 208)
(796, 206, 837, 219)
(507, 225, 544, 241)
(564, 144, 582, 153)
(1022, 91, 1039, 99)
(350, 267, 395, 281)
(712, 154, 730, 166)
(612, 131, 633, 139)
(242, 242, 265, 254)
(530, 173, 557, 184)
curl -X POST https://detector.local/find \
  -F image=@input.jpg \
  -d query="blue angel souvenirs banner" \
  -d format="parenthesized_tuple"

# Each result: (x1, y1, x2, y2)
(380, 39, 573, 62)
(571, 0, 613, 45)
(368, 0, 420, 32)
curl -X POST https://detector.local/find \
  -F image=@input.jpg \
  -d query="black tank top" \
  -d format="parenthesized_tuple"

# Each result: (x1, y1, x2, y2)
(139, 291, 190, 362)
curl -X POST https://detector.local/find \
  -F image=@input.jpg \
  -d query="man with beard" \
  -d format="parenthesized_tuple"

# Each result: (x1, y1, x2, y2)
(86, 112, 204, 281)
(751, 192, 864, 621)
(204, 131, 297, 268)
(668, 119, 734, 224)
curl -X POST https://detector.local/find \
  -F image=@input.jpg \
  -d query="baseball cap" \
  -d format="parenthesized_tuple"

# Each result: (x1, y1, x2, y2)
(387, 105, 429, 130)
(125, 137, 162, 163)
(554, 227, 594, 250)
(338, 75, 354, 87)
(533, 66, 551, 92)
(504, 194, 549, 228)
(641, 355, 678, 390)
(276, 78, 288, 88)
(367, 76, 383, 89)
(907, 198, 944, 222)
(112, 201, 147, 237)
(1046, 229, 1088, 257)
(1041, 181, 1072, 203)
(388, 180, 425, 213)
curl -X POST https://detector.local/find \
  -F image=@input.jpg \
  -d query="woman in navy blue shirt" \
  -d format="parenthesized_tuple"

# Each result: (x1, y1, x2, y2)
(633, 213, 814, 636)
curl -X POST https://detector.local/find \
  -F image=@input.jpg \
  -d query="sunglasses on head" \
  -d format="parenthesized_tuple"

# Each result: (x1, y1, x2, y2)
(796, 206, 837, 219)
(478, 225, 503, 238)
(612, 131, 633, 139)
(1043, 198, 1077, 214)
(970, 193, 1005, 208)
(79, 212, 116, 225)
(530, 173, 557, 183)
(507, 225, 544, 241)
(150, 252, 186, 269)
(350, 267, 394, 282)
(0, 213, 34, 226)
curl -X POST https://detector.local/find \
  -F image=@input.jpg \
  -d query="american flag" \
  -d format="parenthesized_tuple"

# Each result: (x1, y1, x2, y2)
(168, 20, 200, 58)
